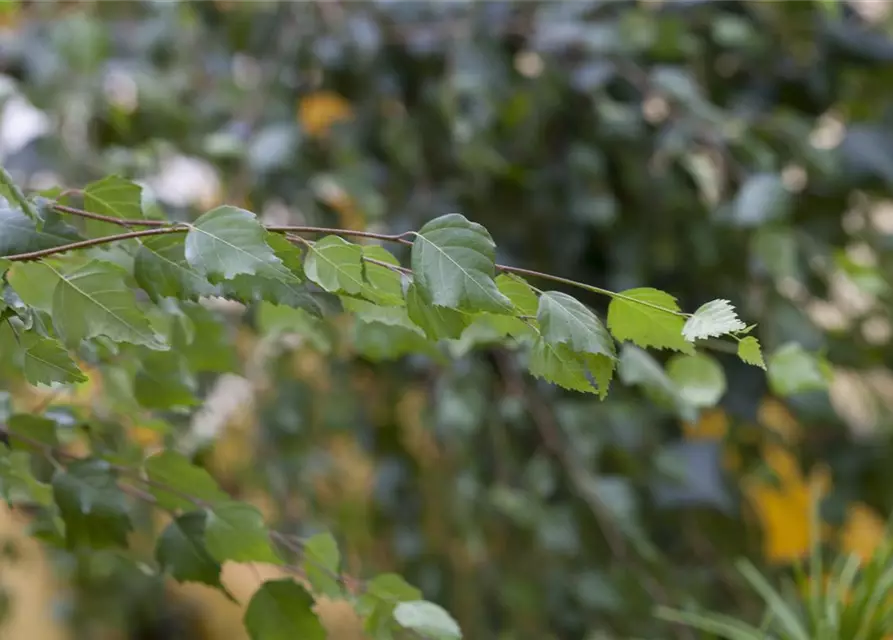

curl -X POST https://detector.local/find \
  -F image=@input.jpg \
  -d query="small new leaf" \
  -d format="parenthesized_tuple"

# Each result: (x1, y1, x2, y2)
(411, 213, 512, 313)
(185, 206, 281, 280)
(737, 336, 766, 369)
(393, 601, 462, 639)
(682, 299, 746, 342)
(302, 532, 342, 598)
(304, 235, 365, 294)
(243, 579, 326, 640)
(204, 501, 282, 565)
(607, 288, 694, 354)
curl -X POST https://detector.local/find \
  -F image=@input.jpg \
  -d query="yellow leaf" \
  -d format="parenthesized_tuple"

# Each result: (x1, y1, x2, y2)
(841, 502, 887, 562)
(298, 91, 354, 138)
(682, 408, 728, 440)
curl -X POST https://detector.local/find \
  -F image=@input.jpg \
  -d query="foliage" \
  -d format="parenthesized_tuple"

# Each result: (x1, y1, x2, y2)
(1, 0, 893, 638)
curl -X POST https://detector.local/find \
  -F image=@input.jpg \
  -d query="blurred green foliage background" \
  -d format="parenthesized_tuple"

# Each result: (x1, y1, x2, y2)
(3, 0, 893, 638)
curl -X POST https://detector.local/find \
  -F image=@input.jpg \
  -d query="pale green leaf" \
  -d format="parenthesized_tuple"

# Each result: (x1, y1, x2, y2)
(607, 288, 694, 353)
(302, 532, 341, 598)
(204, 501, 282, 565)
(528, 339, 613, 398)
(352, 320, 444, 363)
(666, 353, 726, 408)
(341, 297, 421, 334)
(51, 260, 167, 349)
(537, 291, 616, 359)
(767, 343, 832, 396)
(360, 245, 405, 306)
(185, 206, 281, 280)
(243, 579, 326, 640)
(393, 601, 462, 639)
(304, 235, 365, 294)
(135, 235, 219, 301)
(257, 302, 333, 352)
(145, 451, 228, 512)
(682, 299, 746, 342)
(737, 336, 766, 369)
(411, 213, 511, 313)
(406, 282, 469, 340)
(83, 175, 143, 219)
(7, 261, 58, 312)
(22, 333, 87, 386)
(0, 450, 53, 507)
(496, 273, 539, 316)
(156, 512, 225, 590)
(618, 346, 696, 422)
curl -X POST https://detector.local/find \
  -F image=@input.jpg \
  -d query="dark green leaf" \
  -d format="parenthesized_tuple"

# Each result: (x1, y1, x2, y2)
(134, 351, 199, 410)
(204, 501, 282, 564)
(537, 291, 616, 359)
(185, 206, 281, 280)
(135, 235, 219, 301)
(156, 511, 225, 590)
(243, 579, 326, 640)
(406, 283, 469, 340)
(22, 333, 87, 386)
(7, 414, 57, 449)
(302, 532, 342, 598)
(144, 450, 228, 511)
(52, 459, 132, 550)
(0, 206, 82, 257)
(0, 451, 53, 507)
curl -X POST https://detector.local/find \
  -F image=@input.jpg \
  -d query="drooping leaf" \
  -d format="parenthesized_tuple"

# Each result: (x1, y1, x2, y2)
(666, 353, 727, 408)
(406, 282, 469, 340)
(618, 346, 697, 422)
(496, 273, 539, 316)
(304, 235, 365, 294)
(243, 579, 326, 640)
(528, 339, 613, 398)
(50, 260, 167, 349)
(767, 343, 833, 396)
(393, 601, 462, 639)
(144, 450, 228, 512)
(52, 459, 132, 550)
(537, 291, 616, 359)
(341, 297, 421, 334)
(156, 511, 225, 590)
(682, 299, 746, 342)
(134, 351, 199, 410)
(302, 532, 342, 598)
(607, 288, 694, 353)
(135, 235, 219, 301)
(83, 175, 144, 236)
(360, 245, 405, 306)
(185, 206, 281, 280)
(204, 501, 282, 564)
(0, 204, 83, 257)
(410, 213, 512, 313)
(737, 336, 766, 369)
(22, 333, 87, 386)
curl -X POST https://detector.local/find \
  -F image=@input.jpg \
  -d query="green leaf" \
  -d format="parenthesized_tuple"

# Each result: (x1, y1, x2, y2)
(134, 351, 199, 410)
(0, 204, 82, 257)
(496, 273, 538, 316)
(135, 235, 219, 302)
(767, 343, 833, 396)
(537, 291, 616, 359)
(22, 333, 87, 386)
(51, 260, 167, 349)
(302, 532, 342, 598)
(52, 459, 132, 550)
(666, 353, 726, 408)
(737, 336, 766, 369)
(7, 414, 58, 449)
(341, 297, 421, 334)
(304, 235, 365, 294)
(682, 299, 746, 342)
(357, 573, 423, 638)
(175, 303, 237, 373)
(607, 288, 694, 353)
(0, 451, 53, 507)
(258, 302, 333, 352)
(204, 501, 282, 564)
(406, 282, 469, 340)
(156, 512, 225, 590)
(393, 601, 462, 639)
(185, 206, 281, 280)
(411, 213, 512, 313)
(618, 346, 697, 422)
(144, 450, 228, 512)
(6, 261, 58, 312)
(83, 175, 143, 219)
(243, 579, 326, 640)
(360, 245, 405, 306)
(528, 339, 613, 398)
(352, 320, 444, 363)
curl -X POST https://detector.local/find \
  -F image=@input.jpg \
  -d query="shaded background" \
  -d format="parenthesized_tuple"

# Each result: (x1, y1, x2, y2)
(1, 0, 893, 638)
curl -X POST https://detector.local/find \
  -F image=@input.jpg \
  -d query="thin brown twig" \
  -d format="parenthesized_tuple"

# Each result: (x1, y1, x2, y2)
(52, 203, 170, 228)
(4, 227, 187, 262)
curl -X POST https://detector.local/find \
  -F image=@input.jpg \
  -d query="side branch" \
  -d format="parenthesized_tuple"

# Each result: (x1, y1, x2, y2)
(4, 227, 187, 262)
